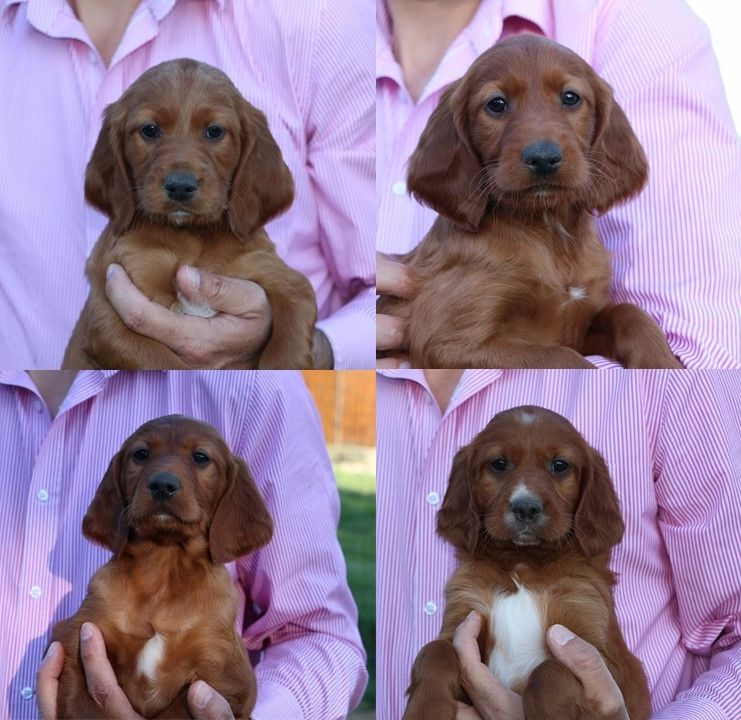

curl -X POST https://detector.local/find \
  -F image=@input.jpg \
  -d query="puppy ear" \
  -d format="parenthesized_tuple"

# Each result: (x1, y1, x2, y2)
(573, 450, 624, 557)
(209, 456, 274, 564)
(587, 78, 648, 213)
(85, 102, 136, 234)
(228, 101, 294, 240)
(437, 446, 480, 554)
(82, 450, 129, 556)
(407, 80, 486, 232)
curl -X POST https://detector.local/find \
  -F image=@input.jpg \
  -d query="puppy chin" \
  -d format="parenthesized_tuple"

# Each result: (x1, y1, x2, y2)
(168, 210, 194, 226)
(511, 531, 541, 547)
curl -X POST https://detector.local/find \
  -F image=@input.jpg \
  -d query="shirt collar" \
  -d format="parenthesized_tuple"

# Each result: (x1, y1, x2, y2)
(377, 0, 552, 82)
(1, 0, 224, 33)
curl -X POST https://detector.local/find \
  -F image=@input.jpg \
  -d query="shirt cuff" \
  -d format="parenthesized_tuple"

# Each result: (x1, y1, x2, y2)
(585, 355, 624, 369)
(315, 290, 374, 369)
(251, 680, 304, 720)
(651, 698, 728, 720)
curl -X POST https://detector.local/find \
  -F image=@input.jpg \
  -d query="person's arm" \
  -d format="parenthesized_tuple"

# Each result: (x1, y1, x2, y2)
(652, 371, 741, 718)
(593, 0, 741, 369)
(299, 0, 375, 370)
(235, 372, 367, 720)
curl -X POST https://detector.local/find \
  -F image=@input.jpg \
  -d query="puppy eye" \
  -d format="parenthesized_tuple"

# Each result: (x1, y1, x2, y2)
(551, 459, 570, 473)
(204, 125, 225, 140)
(485, 96, 508, 114)
(139, 124, 161, 140)
(193, 451, 210, 466)
(490, 458, 508, 472)
(133, 448, 150, 461)
(561, 91, 580, 107)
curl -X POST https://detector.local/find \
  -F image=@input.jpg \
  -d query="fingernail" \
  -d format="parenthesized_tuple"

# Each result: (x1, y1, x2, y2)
(466, 610, 477, 622)
(42, 642, 56, 661)
(193, 681, 213, 708)
(80, 623, 93, 642)
(184, 265, 200, 292)
(106, 264, 118, 280)
(550, 624, 575, 646)
(399, 361, 412, 369)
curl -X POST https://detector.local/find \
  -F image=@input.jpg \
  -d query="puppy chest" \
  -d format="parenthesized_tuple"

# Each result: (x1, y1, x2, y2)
(487, 584, 548, 690)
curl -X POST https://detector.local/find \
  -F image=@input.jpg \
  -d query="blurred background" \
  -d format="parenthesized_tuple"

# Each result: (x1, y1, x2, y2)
(687, 0, 741, 133)
(302, 371, 376, 719)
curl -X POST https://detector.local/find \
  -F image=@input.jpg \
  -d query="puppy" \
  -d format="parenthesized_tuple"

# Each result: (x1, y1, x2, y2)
(404, 406, 651, 720)
(378, 35, 680, 369)
(50, 415, 273, 719)
(62, 59, 316, 370)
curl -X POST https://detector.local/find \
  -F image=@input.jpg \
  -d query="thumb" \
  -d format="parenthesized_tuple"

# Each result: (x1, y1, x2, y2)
(187, 681, 235, 720)
(176, 266, 267, 317)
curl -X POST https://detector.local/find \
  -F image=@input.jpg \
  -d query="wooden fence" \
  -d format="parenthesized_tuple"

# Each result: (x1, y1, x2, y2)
(301, 371, 375, 447)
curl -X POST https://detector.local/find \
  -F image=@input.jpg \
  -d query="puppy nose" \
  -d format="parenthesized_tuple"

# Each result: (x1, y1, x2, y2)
(147, 472, 181, 500)
(510, 496, 543, 522)
(163, 171, 198, 201)
(521, 140, 563, 176)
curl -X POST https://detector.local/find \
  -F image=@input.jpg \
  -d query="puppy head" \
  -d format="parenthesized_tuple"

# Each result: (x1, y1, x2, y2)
(82, 414, 273, 563)
(437, 405, 624, 558)
(407, 34, 647, 230)
(85, 58, 293, 237)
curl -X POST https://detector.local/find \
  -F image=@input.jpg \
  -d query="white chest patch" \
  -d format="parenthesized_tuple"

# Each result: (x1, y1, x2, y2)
(487, 583, 547, 690)
(136, 633, 165, 682)
(568, 286, 587, 302)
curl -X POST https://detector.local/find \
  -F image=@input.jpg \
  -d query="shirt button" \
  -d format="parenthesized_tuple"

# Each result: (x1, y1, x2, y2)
(423, 601, 438, 616)
(392, 180, 407, 196)
(426, 491, 440, 506)
(21, 687, 33, 700)
(29, 586, 42, 600)
(37, 489, 49, 503)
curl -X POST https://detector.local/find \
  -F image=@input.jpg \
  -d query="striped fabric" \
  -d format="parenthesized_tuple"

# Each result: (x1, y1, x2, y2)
(0, 0, 375, 369)
(376, 0, 741, 369)
(376, 369, 741, 719)
(0, 370, 366, 720)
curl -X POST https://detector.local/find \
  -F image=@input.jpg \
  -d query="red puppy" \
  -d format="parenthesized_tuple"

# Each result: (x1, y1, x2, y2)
(62, 59, 316, 370)
(404, 406, 651, 720)
(50, 415, 273, 719)
(378, 35, 679, 369)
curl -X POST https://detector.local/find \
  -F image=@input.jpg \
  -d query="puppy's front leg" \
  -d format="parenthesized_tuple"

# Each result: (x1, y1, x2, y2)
(584, 303, 681, 369)
(524, 657, 618, 720)
(403, 639, 462, 720)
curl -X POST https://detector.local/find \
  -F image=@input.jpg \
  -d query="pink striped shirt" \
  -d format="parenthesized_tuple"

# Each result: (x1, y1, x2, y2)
(0, 370, 366, 719)
(0, 0, 375, 369)
(377, 0, 741, 369)
(376, 369, 741, 719)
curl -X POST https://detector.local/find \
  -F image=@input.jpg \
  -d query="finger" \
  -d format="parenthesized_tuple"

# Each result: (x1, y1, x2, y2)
(187, 681, 234, 720)
(176, 266, 268, 318)
(106, 264, 193, 345)
(377, 314, 406, 352)
(37, 642, 65, 720)
(453, 611, 485, 667)
(455, 701, 483, 720)
(79, 623, 140, 718)
(377, 252, 414, 297)
(376, 356, 412, 369)
(546, 625, 625, 716)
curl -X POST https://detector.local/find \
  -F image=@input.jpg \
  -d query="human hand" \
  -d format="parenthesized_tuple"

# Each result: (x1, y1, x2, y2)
(37, 624, 235, 720)
(546, 624, 629, 720)
(106, 264, 272, 368)
(452, 613, 629, 720)
(376, 252, 413, 368)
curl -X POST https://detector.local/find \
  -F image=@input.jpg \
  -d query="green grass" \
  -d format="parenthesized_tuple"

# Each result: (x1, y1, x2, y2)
(336, 466, 375, 712)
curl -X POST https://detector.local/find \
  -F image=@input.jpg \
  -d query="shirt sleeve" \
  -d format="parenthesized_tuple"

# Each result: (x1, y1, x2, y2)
(234, 372, 367, 719)
(303, 0, 375, 369)
(651, 371, 741, 718)
(593, 0, 741, 369)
